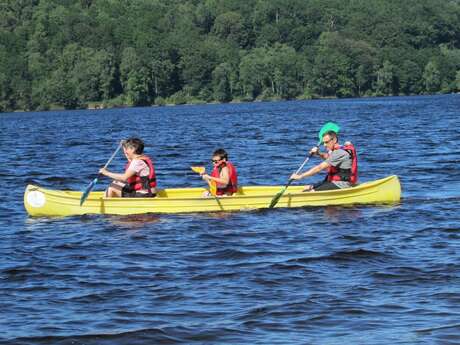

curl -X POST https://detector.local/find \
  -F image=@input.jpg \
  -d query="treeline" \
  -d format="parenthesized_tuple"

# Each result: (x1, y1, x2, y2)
(1, 0, 460, 112)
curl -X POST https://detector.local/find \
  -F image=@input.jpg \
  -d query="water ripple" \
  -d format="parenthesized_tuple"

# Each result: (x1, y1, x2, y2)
(1, 95, 460, 344)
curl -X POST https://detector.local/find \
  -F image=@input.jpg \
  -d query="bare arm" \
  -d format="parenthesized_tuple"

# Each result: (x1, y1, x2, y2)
(99, 167, 136, 182)
(310, 146, 329, 160)
(317, 152, 329, 160)
(290, 161, 330, 180)
(203, 166, 230, 185)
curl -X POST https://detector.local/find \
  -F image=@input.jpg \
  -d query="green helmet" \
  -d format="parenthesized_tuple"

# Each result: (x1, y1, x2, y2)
(318, 122, 340, 145)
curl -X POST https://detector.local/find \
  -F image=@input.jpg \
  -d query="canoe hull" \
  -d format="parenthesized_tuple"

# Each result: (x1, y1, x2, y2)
(24, 175, 401, 217)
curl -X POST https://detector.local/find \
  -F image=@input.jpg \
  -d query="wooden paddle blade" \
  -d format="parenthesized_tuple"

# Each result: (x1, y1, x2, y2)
(209, 180, 217, 196)
(191, 166, 205, 174)
(80, 177, 98, 206)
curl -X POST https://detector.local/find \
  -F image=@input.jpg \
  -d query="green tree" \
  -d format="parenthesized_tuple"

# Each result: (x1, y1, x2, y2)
(150, 59, 175, 99)
(2, 0, 460, 111)
(239, 48, 270, 99)
(423, 61, 441, 93)
(46, 44, 82, 109)
(267, 43, 300, 98)
(399, 60, 422, 95)
(48, 69, 80, 109)
(120, 47, 150, 106)
(212, 11, 247, 47)
(73, 48, 116, 102)
(375, 60, 396, 96)
(312, 32, 354, 97)
(456, 71, 460, 91)
(212, 63, 232, 102)
(180, 40, 219, 97)
(436, 45, 460, 92)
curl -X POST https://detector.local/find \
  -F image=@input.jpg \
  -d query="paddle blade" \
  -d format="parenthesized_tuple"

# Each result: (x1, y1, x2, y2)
(191, 166, 217, 195)
(80, 177, 98, 206)
(191, 166, 205, 174)
(209, 180, 217, 196)
(318, 122, 340, 145)
(269, 186, 287, 208)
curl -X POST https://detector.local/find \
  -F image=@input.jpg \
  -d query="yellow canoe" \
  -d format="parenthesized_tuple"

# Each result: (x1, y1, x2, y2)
(24, 175, 401, 217)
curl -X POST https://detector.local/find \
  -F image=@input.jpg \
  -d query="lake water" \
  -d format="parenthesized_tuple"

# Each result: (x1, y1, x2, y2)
(1, 95, 460, 344)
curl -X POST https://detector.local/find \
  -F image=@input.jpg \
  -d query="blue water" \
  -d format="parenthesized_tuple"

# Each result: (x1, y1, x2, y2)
(1, 95, 460, 344)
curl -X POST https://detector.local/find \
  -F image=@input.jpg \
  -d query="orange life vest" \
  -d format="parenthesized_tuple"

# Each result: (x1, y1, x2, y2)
(211, 161, 238, 195)
(326, 143, 358, 185)
(125, 155, 157, 194)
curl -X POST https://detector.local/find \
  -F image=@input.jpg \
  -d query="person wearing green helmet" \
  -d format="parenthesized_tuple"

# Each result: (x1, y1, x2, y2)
(290, 130, 358, 191)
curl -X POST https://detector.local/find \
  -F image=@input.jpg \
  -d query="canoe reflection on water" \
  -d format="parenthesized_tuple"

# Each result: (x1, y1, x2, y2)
(107, 214, 162, 228)
(322, 206, 362, 223)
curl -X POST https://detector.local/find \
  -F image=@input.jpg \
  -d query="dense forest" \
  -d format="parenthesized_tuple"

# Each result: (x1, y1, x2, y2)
(1, 0, 460, 112)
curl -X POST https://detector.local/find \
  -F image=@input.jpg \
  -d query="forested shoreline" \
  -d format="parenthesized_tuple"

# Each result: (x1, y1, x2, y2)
(1, 0, 460, 112)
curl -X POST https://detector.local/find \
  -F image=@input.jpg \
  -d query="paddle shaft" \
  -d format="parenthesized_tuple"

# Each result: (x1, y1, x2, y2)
(94, 141, 124, 180)
(190, 167, 224, 209)
(80, 141, 123, 206)
(289, 153, 313, 184)
(193, 170, 219, 197)
(268, 150, 317, 208)
(92, 141, 123, 182)
(282, 151, 315, 190)
(102, 141, 123, 169)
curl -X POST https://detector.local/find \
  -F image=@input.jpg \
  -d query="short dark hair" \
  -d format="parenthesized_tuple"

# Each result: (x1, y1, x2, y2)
(123, 138, 144, 154)
(322, 131, 338, 140)
(213, 148, 228, 160)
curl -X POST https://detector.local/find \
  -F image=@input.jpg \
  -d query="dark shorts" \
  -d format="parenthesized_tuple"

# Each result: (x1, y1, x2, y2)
(110, 182, 156, 198)
(312, 181, 341, 191)
(122, 189, 157, 198)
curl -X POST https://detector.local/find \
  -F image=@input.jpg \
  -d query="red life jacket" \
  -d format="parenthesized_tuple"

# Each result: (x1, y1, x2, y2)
(125, 155, 157, 194)
(326, 143, 358, 185)
(211, 161, 238, 195)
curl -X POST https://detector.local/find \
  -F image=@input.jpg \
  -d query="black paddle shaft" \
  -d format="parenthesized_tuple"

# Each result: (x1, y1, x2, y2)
(268, 152, 314, 208)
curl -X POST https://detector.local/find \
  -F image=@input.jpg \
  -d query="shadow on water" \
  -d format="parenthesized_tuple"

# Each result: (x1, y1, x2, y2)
(106, 214, 162, 229)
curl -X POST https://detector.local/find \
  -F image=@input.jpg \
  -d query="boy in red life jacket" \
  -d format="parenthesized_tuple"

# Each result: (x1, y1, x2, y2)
(201, 148, 238, 196)
(99, 138, 157, 198)
(290, 131, 358, 191)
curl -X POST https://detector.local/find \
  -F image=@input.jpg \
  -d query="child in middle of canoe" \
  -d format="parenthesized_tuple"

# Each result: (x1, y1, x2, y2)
(200, 148, 238, 197)
(99, 138, 157, 198)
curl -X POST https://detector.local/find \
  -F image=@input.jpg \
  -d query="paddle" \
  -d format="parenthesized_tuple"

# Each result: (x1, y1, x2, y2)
(191, 166, 217, 196)
(80, 141, 124, 206)
(268, 122, 340, 209)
